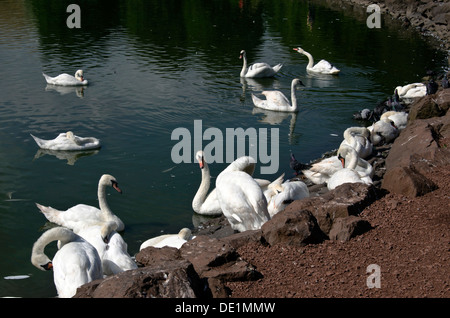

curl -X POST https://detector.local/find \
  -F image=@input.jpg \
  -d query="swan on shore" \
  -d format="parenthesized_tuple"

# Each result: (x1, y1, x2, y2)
(251, 78, 304, 112)
(76, 221, 137, 276)
(339, 127, 373, 159)
(36, 174, 124, 232)
(265, 179, 309, 217)
(240, 50, 282, 78)
(140, 228, 192, 250)
(395, 83, 426, 99)
(43, 70, 88, 86)
(293, 47, 340, 75)
(368, 118, 399, 146)
(215, 156, 271, 232)
(31, 227, 102, 298)
(379, 111, 408, 130)
(30, 131, 101, 151)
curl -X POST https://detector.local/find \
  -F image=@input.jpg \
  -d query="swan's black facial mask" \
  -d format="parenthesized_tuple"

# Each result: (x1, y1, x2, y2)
(111, 180, 122, 194)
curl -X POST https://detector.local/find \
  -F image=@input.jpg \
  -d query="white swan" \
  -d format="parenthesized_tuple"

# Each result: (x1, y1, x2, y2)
(193, 150, 285, 216)
(265, 180, 309, 217)
(293, 47, 340, 75)
(339, 127, 373, 159)
(43, 70, 88, 86)
(251, 78, 304, 112)
(368, 118, 399, 146)
(140, 228, 192, 250)
(36, 174, 124, 232)
(31, 227, 102, 298)
(215, 156, 271, 232)
(302, 143, 373, 185)
(240, 50, 282, 78)
(327, 168, 372, 190)
(395, 83, 426, 99)
(30, 131, 101, 151)
(76, 221, 137, 276)
(380, 111, 408, 130)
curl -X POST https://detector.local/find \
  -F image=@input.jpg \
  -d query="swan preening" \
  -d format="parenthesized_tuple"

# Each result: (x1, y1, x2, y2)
(36, 174, 124, 232)
(43, 70, 88, 86)
(31, 227, 102, 298)
(30, 131, 101, 151)
(140, 228, 193, 250)
(264, 179, 309, 217)
(240, 50, 282, 78)
(293, 47, 340, 75)
(395, 83, 426, 99)
(251, 78, 304, 112)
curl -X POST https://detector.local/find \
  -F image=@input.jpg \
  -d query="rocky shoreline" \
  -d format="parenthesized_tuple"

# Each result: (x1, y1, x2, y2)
(73, 84, 450, 298)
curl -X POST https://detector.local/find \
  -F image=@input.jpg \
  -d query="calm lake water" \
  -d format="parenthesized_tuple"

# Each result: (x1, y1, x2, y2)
(0, 0, 447, 298)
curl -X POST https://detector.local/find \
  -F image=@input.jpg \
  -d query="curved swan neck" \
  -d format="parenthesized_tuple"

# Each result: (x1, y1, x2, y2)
(31, 227, 76, 270)
(303, 50, 314, 69)
(192, 160, 211, 212)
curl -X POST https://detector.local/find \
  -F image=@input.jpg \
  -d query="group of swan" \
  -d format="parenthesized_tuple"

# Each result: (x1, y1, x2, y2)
(43, 70, 88, 86)
(192, 150, 309, 231)
(31, 174, 137, 298)
(246, 47, 340, 113)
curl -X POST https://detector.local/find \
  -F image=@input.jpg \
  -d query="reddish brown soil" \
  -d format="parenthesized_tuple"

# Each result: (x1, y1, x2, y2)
(226, 165, 450, 298)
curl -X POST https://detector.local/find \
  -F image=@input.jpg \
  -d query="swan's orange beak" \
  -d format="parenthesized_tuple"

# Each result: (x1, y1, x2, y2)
(199, 158, 204, 169)
(293, 48, 298, 51)
(339, 157, 345, 168)
(112, 182, 122, 194)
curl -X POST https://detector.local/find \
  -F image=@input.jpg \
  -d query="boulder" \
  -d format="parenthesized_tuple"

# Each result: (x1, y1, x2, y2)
(261, 209, 326, 247)
(280, 183, 379, 236)
(74, 259, 208, 298)
(381, 166, 437, 198)
(328, 216, 373, 241)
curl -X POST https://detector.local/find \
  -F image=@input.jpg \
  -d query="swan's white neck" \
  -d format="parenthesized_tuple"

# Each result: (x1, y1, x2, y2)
(240, 53, 248, 77)
(302, 50, 315, 69)
(192, 160, 211, 212)
(31, 227, 77, 270)
(98, 182, 114, 219)
(290, 80, 299, 111)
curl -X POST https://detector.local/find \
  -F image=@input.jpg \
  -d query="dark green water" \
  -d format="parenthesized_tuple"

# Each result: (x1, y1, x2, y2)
(0, 0, 447, 297)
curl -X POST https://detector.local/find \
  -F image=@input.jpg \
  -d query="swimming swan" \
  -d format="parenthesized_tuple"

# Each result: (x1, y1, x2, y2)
(43, 70, 88, 86)
(30, 131, 101, 151)
(31, 227, 102, 298)
(251, 78, 304, 112)
(240, 50, 282, 78)
(140, 228, 192, 250)
(215, 156, 271, 232)
(36, 174, 124, 232)
(293, 47, 340, 75)
(76, 221, 137, 276)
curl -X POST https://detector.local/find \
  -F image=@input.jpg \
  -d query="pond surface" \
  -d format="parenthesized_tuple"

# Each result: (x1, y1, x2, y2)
(0, 0, 447, 297)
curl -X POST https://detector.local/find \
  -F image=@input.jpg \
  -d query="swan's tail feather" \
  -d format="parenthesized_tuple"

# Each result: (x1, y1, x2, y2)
(42, 73, 52, 84)
(251, 94, 265, 108)
(30, 134, 46, 148)
(273, 64, 283, 73)
(35, 203, 62, 224)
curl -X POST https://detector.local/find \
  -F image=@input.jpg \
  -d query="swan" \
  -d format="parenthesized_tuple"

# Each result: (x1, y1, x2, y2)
(395, 83, 426, 99)
(30, 131, 101, 151)
(339, 127, 373, 159)
(140, 228, 192, 250)
(327, 168, 372, 190)
(215, 156, 271, 232)
(251, 78, 304, 112)
(293, 47, 340, 75)
(36, 174, 124, 232)
(31, 227, 102, 298)
(265, 180, 309, 217)
(193, 150, 285, 215)
(43, 69, 88, 86)
(76, 221, 137, 276)
(302, 143, 373, 185)
(380, 111, 408, 130)
(239, 50, 282, 78)
(368, 118, 399, 146)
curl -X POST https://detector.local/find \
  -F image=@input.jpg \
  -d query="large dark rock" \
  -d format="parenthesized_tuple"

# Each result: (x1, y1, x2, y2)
(382, 166, 438, 198)
(74, 259, 208, 298)
(261, 209, 326, 247)
(279, 183, 379, 236)
(329, 216, 373, 241)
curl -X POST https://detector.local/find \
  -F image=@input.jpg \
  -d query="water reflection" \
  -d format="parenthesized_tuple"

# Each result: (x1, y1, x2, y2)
(44, 84, 86, 98)
(33, 149, 100, 165)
